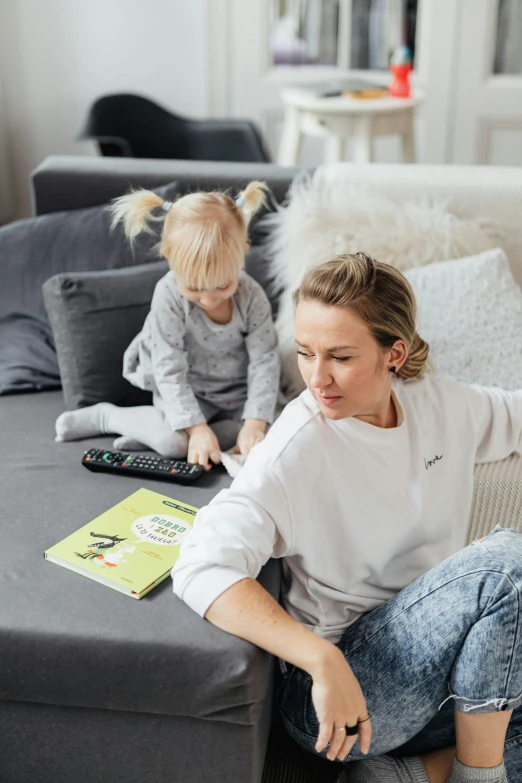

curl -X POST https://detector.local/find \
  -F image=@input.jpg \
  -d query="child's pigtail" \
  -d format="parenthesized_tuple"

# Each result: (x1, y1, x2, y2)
(235, 181, 269, 225)
(109, 189, 170, 243)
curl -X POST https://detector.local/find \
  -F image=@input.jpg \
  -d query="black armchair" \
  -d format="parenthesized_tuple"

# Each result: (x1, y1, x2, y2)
(79, 94, 271, 163)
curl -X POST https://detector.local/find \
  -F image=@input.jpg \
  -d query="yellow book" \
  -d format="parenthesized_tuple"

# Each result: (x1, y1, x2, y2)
(45, 488, 197, 599)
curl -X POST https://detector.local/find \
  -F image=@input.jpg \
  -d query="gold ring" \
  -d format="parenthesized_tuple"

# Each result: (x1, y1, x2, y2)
(334, 726, 346, 732)
(358, 715, 371, 723)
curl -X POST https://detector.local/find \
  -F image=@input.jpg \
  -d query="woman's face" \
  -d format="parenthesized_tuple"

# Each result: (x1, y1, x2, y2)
(295, 300, 407, 424)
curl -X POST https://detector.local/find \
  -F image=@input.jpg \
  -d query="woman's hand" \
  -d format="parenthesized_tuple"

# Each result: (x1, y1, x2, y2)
(309, 646, 372, 762)
(235, 419, 267, 456)
(185, 423, 221, 470)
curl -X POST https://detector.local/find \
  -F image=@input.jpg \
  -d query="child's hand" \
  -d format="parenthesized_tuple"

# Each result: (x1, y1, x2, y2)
(236, 419, 267, 457)
(186, 423, 221, 471)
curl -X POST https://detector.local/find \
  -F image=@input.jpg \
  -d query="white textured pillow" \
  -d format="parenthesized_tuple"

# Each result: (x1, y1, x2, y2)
(265, 167, 500, 398)
(405, 248, 522, 390)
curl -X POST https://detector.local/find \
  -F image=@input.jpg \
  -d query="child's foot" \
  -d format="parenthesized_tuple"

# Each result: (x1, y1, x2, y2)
(55, 403, 114, 442)
(346, 754, 428, 782)
(113, 436, 148, 452)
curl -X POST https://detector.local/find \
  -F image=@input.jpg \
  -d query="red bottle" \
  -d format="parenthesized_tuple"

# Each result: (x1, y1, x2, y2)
(389, 63, 412, 98)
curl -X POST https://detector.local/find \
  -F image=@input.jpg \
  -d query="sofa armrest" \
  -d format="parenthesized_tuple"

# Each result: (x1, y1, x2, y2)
(468, 454, 522, 542)
(31, 155, 302, 215)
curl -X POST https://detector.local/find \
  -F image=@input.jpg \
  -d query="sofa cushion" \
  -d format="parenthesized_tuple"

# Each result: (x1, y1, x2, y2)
(0, 181, 180, 396)
(0, 317, 58, 392)
(43, 243, 280, 410)
(404, 247, 522, 390)
(263, 166, 501, 398)
(0, 389, 280, 720)
(43, 261, 168, 409)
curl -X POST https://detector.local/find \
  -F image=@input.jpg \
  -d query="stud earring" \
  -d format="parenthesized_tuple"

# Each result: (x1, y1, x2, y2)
(389, 366, 397, 374)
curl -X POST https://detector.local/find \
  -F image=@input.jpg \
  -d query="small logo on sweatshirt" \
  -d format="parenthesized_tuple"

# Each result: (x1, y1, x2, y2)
(425, 454, 443, 470)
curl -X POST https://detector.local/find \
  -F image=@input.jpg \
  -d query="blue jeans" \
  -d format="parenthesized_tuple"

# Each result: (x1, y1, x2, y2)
(277, 527, 522, 779)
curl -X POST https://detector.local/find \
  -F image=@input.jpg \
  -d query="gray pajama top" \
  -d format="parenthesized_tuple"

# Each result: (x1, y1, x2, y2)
(123, 271, 280, 431)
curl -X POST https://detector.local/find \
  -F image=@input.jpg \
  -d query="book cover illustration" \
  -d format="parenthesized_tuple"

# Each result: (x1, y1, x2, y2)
(45, 488, 197, 598)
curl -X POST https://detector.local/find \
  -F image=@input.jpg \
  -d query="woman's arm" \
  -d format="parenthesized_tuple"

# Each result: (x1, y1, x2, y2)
(206, 575, 330, 672)
(172, 452, 372, 761)
(205, 576, 372, 759)
(463, 384, 522, 463)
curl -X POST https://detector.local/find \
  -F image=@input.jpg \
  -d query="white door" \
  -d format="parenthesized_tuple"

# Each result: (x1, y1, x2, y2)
(206, 0, 461, 165)
(451, 0, 522, 165)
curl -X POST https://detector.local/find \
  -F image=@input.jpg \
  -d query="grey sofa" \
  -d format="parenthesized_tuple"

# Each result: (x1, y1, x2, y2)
(0, 157, 303, 783)
(4, 156, 521, 783)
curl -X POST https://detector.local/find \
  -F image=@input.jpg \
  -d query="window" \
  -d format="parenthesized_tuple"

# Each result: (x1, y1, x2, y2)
(270, 0, 418, 70)
(494, 0, 522, 75)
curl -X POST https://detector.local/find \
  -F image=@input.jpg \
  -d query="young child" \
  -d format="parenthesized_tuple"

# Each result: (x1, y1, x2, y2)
(55, 182, 281, 470)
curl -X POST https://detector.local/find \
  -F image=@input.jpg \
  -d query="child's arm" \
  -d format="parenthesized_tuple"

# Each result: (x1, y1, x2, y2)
(236, 417, 267, 455)
(185, 422, 221, 471)
(149, 282, 207, 432)
(241, 280, 281, 431)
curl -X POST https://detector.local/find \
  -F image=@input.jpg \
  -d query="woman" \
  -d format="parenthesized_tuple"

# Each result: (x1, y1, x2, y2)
(172, 253, 522, 783)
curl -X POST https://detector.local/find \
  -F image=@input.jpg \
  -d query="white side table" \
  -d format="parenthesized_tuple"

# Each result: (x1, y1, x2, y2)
(277, 87, 425, 166)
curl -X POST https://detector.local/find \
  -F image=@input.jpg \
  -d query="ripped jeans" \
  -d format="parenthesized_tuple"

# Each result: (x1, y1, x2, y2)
(277, 527, 522, 779)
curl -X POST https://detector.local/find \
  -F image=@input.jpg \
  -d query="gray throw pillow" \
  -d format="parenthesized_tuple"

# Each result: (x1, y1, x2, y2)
(0, 181, 180, 395)
(43, 261, 168, 409)
(244, 243, 279, 317)
(43, 243, 280, 410)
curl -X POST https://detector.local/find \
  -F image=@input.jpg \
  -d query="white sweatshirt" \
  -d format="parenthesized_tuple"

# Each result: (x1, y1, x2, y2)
(172, 375, 522, 643)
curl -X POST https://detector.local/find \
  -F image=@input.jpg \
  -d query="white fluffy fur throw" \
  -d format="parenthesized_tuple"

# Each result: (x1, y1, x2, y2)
(263, 165, 500, 398)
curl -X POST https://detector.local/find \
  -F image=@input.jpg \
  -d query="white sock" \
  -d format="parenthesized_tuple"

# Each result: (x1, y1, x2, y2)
(55, 403, 115, 442)
(112, 436, 148, 452)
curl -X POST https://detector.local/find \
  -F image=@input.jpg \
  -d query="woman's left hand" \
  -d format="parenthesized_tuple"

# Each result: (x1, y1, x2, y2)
(236, 419, 267, 456)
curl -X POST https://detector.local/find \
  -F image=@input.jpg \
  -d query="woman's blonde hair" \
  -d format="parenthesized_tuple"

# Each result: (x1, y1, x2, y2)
(109, 181, 268, 290)
(293, 252, 430, 380)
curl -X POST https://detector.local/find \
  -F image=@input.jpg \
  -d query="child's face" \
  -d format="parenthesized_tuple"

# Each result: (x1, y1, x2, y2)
(177, 279, 239, 313)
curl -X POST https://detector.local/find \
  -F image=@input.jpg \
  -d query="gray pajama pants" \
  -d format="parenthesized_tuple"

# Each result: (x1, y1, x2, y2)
(106, 396, 243, 458)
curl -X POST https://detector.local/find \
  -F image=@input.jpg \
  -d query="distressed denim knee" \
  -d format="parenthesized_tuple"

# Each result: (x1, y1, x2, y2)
(439, 527, 522, 715)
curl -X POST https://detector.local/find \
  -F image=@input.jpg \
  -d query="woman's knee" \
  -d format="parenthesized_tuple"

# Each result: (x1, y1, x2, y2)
(436, 529, 522, 594)
(469, 528, 522, 583)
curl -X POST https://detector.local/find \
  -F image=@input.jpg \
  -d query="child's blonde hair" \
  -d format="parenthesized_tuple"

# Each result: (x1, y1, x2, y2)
(109, 182, 268, 290)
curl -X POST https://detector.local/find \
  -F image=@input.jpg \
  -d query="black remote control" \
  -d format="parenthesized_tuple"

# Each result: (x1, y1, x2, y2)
(82, 448, 203, 484)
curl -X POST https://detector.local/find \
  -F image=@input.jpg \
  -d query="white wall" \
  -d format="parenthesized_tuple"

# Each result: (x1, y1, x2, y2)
(0, 0, 208, 219)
